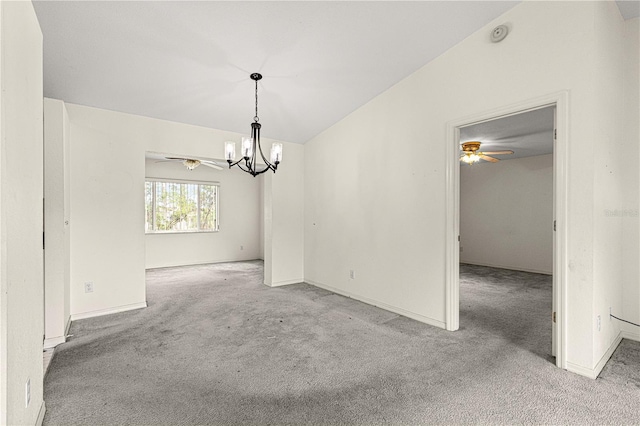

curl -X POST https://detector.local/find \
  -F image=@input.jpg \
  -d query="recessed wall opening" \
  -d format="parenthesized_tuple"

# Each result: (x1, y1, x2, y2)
(143, 151, 264, 275)
(458, 106, 556, 364)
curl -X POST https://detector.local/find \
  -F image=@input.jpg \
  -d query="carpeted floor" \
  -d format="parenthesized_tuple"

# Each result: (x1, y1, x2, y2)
(43, 261, 640, 425)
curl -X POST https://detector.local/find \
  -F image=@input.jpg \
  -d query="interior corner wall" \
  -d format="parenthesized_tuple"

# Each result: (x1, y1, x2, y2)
(263, 142, 304, 287)
(304, 1, 621, 375)
(622, 16, 640, 341)
(591, 0, 629, 369)
(0, 1, 45, 424)
(66, 102, 301, 319)
(44, 98, 71, 347)
(144, 159, 261, 269)
(460, 154, 553, 274)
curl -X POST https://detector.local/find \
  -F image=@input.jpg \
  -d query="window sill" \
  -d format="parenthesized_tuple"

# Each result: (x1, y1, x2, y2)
(145, 230, 219, 235)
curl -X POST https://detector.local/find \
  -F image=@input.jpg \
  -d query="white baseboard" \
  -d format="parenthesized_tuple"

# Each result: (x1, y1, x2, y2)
(305, 279, 446, 329)
(566, 332, 623, 379)
(593, 332, 623, 378)
(43, 316, 72, 349)
(70, 302, 147, 321)
(460, 261, 552, 275)
(621, 330, 640, 342)
(566, 361, 596, 379)
(265, 278, 304, 287)
(146, 258, 263, 270)
(36, 401, 46, 426)
(64, 315, 71, 335)
(43, 336, 65, 349)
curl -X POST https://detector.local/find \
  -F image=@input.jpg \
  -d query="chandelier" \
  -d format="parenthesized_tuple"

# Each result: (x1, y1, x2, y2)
(225, 73, 282, 177)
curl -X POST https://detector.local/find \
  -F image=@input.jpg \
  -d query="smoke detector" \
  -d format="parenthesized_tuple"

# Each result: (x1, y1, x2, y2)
(490, 25, 509, 43)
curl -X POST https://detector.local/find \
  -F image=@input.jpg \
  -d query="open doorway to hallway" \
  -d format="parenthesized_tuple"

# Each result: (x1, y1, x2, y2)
(457, 106, 556, 363)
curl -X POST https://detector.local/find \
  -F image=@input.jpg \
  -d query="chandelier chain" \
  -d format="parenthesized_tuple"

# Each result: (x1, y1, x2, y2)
(254, 79, 259, 123)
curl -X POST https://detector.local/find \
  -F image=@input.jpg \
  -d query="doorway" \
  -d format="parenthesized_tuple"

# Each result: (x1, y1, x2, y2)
(444, 92, 569, 370)
(459, 106, 555, 361)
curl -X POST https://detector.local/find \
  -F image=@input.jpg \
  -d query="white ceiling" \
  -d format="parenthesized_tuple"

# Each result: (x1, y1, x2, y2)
(33, 1, 522, 144)
(32, 1, 638, 145)
(459, 106, 555, 162)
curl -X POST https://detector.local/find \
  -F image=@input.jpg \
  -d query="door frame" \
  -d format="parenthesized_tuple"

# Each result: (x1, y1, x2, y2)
(444, 91, 569, 370)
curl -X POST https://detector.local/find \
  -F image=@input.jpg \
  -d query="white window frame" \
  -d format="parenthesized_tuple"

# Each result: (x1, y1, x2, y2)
(145, 178, 220, 234)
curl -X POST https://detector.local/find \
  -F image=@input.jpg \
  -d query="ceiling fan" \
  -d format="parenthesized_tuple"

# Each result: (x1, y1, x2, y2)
(460, 141, 513, 164)
(160, 157, 223, 171)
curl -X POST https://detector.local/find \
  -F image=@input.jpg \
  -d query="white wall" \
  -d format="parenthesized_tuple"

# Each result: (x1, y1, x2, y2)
(0, 1, 45, 423)
(44, 98, 71, 348)
(66, 102, 303, 320)
(304, 1, 629, 375)
(145, 159, 261, 268)
(621, 17, 640, 341)
(591, 0, 631, 369)
(263, 143, 305, 286)
(460, 154, 553, 274)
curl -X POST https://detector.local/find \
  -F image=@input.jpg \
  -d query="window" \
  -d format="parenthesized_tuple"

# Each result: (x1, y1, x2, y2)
(145, 179, 219, 233)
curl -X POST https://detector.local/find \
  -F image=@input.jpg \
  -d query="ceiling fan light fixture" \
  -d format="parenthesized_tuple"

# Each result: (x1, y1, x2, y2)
(183, 159, 201, 170)
(462, 153, 480, 164)
(226, 73, 282, 177)
(460, 140, 513, 164)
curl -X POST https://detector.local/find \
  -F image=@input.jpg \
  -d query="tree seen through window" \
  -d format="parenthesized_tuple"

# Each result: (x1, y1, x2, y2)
(145, 180, 218, 232)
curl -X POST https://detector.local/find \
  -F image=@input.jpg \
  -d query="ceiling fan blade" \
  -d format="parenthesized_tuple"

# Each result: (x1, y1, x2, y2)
(165, 157, 189, 161)
(479, 154, 499, 163)
(201, 162, 223, 171)
(481, 150, 514, 155)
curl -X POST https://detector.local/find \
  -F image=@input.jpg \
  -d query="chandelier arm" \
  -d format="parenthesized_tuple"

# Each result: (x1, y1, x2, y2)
(250, 124, 259, 173)
(234, 159, 275, 176)
(255, 126, 275, 170)
(249, 164, 275, 177)
(227, 158, 246, 168)
(228, 153, 254, 173)
(245, 157, 254, 173)
(236, 161, 252, 174)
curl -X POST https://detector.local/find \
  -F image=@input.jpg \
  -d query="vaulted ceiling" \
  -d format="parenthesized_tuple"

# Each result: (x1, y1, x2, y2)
(33, 1, 638, 145)
(33, 1, 520, 144)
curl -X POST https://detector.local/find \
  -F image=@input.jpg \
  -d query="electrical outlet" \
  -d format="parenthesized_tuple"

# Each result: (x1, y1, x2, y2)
(84, 281, 94, 293)
(597, 315, 601, 331)
(25, 378, 30, 408)
(240, 245, 244, 251)
(349, 270, 355, 280)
